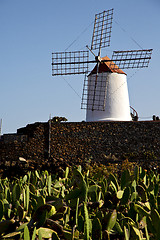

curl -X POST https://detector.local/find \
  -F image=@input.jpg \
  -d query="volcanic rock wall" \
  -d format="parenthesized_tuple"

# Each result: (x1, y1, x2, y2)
(0, 121, 160, 174)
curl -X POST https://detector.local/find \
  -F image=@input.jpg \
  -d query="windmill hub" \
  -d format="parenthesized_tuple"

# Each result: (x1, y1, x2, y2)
(95, 56, 102, 63)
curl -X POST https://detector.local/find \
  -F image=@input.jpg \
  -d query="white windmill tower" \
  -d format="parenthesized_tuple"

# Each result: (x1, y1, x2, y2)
(52, 9, 152, 122)
(84, 55, 131, 121)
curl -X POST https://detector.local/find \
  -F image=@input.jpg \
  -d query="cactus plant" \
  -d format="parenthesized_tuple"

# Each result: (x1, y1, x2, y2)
(0, 165, 160, 239)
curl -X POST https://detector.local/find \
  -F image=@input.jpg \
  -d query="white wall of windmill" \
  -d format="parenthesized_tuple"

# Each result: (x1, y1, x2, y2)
(86, 72, 132, 121)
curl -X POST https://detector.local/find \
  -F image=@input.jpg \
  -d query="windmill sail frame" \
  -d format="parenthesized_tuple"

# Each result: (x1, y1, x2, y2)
(91, 9, 113, 52)
(81, 72, 108, 111)
(111, 49, 153, 69)
(52, 50, 89, 76)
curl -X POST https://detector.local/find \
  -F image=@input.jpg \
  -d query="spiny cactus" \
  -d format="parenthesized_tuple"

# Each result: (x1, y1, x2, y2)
(0, 165, 160, 239)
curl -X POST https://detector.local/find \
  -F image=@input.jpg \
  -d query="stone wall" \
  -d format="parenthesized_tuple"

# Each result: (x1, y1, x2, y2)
(0, 121, 160, 175)
(49, 121, 160, 165)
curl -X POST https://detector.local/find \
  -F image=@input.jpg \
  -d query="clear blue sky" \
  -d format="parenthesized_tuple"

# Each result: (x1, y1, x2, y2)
(0, 0, 160, 134)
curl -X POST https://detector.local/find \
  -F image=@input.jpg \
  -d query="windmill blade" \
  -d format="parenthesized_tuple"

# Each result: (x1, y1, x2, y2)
(91, 8, 113, 52)
(111, 49, 153, 69)
(81, 72, 108, 111)
(52, 50, 89, 76)
(90, 8, 113, 111)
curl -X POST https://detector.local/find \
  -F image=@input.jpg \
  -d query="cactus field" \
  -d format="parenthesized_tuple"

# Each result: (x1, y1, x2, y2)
(0, 165, 160, 239)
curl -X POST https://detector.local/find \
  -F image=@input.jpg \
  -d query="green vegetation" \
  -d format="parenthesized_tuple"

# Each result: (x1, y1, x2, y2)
(51, 117, 68, 123)
(0, 164, 160, 239)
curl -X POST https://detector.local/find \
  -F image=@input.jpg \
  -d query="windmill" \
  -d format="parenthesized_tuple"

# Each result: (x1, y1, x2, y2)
(52, 9, 152, 121)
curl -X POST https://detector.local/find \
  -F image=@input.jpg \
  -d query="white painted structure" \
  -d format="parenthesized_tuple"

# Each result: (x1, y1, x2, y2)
(86, 56, 132, 122)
